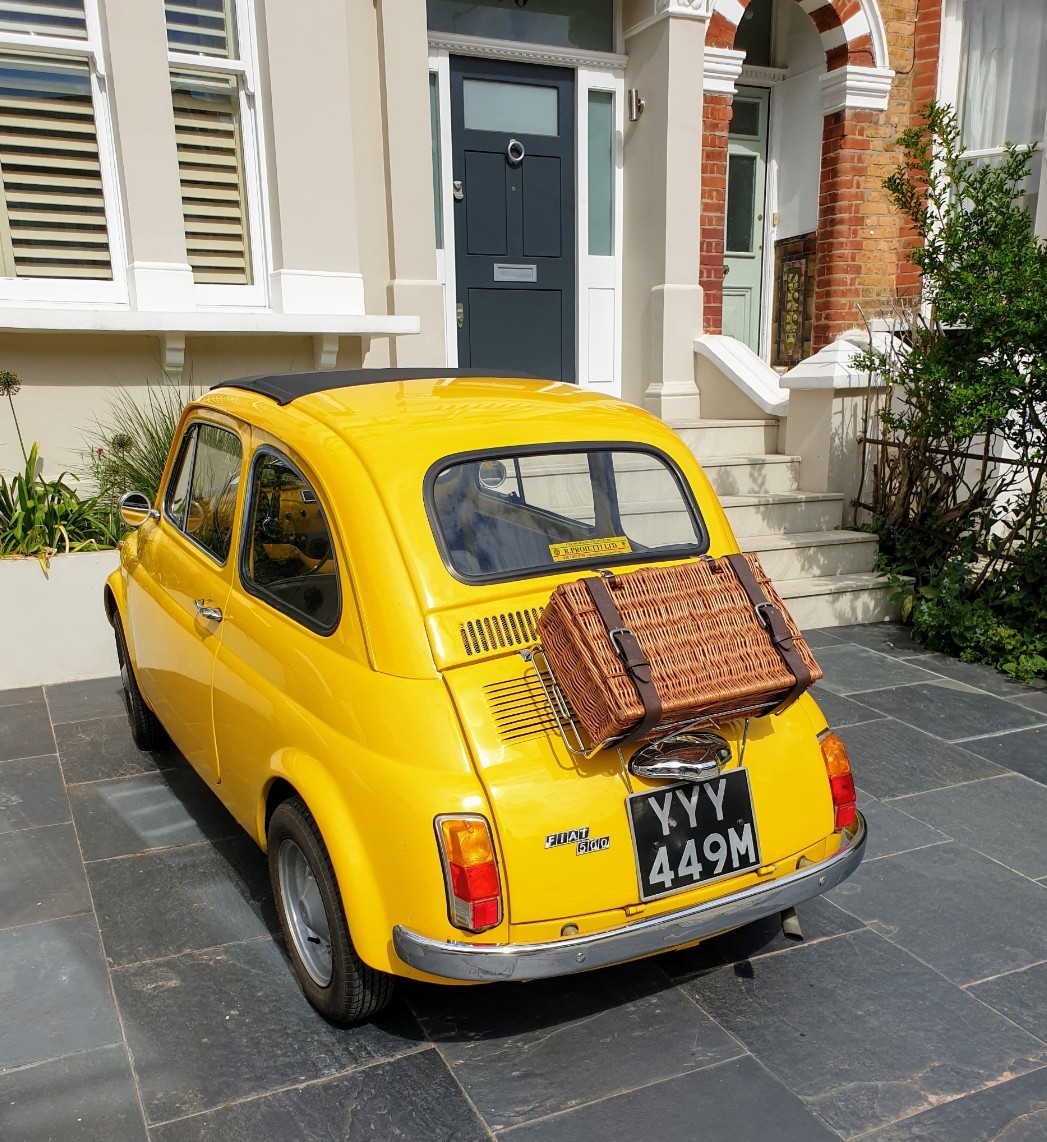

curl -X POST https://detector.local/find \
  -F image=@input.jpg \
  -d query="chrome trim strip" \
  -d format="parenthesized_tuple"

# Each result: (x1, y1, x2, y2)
(393, 813, 866, 982)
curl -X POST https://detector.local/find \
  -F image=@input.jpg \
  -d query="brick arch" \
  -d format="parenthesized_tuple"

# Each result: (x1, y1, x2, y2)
(708, 0, 876, 71)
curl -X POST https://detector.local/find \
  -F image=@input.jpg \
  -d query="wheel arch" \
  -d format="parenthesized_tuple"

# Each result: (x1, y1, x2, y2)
(259, 756, 391, 973)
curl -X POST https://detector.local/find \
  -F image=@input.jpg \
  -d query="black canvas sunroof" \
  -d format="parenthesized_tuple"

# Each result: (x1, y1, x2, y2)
(212, 368, 533, 406)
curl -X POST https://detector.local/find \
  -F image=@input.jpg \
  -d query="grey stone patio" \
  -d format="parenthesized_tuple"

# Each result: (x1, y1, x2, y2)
(1, 624, 1046, 1140)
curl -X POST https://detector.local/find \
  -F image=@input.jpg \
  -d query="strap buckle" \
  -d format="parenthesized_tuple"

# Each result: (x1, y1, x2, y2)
(608, 626, 635, 663)
(754, 601, 778, 630)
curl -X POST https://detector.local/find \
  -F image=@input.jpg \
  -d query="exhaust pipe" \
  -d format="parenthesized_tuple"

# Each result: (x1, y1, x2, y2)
(781, 906, 803, 941)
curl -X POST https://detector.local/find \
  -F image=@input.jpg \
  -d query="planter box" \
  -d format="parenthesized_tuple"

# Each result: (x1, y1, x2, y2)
(1, 549, 120, 689)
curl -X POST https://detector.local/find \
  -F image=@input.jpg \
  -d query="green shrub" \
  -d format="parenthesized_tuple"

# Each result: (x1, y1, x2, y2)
(81, 383, 192, 531)
(0, 443, 117, 570)
(855, 103, 1046, 683)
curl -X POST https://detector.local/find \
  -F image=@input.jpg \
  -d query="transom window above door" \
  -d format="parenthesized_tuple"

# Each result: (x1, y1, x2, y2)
(427, 0, 614, 53)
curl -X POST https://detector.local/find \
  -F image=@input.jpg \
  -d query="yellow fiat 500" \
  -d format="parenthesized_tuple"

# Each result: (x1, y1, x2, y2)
(106, 369, 865, 1024)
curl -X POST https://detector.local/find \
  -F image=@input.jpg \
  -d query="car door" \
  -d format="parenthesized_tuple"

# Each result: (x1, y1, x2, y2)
(210, 444, 366, 835)
(127, 416, 245, 784)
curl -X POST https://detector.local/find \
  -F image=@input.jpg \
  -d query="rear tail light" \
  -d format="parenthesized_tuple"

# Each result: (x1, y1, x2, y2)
(435, 815, 503, 933)
(819, 730, 857, 831)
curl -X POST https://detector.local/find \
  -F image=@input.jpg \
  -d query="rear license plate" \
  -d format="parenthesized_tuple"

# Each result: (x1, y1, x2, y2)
(627, 770, 761, 901)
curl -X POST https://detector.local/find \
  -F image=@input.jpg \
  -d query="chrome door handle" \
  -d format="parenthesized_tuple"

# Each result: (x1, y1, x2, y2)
(193, 599, 223, 622)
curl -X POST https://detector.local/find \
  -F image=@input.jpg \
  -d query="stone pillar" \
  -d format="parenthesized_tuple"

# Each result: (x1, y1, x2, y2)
(257, 0, 365, 316)
(622, 0, 710, 421)
(98, 0, 193, 310)
(375, 0, 446, 366)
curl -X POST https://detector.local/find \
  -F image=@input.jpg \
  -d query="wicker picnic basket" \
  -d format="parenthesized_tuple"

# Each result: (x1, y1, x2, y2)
(535, 553, 822, 751)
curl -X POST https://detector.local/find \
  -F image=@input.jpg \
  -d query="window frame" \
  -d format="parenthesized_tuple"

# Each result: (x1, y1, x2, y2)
(940, 0, 1047, 238)
(237, 445, 342, 636)
(162, 419, 244, 566)
(0, 0, 127, 304)
(165, 0, 268, 305)
(423, 441, 710, 586)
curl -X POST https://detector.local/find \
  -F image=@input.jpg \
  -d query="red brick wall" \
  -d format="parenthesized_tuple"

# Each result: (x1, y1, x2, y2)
(699, 0, 943, 349)
(700, 93, 732, 335)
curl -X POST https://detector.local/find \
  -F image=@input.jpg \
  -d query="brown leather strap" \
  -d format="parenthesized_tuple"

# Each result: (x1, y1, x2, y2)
(584, 575, 663, 744)
(724, 554, 812, 712)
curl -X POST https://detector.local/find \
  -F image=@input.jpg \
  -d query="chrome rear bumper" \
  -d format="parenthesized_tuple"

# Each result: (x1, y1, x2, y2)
(393, 812, 866, 982)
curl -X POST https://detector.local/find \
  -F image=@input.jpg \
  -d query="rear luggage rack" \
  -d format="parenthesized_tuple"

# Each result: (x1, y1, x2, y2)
(521, 645, 761, 760)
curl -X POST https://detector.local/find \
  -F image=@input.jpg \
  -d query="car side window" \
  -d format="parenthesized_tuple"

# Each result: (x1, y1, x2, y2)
(164, 423, 243, 563)
(241, 450, 340, 633)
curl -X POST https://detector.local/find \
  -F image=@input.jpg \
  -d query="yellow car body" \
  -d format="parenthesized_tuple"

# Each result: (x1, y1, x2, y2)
(106, 370, 864, 1018)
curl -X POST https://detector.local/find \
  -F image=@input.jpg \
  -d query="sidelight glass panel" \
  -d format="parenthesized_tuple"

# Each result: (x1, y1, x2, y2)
(429, 72, 442, 249)
(427, 0, 613, 53)
(463, 79, 558, 137)
(726, 153, 757, 254)
(587, 90, 613, 256)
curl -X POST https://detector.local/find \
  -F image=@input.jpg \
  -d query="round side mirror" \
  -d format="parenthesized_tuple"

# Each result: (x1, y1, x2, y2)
(118, 491, 156, 529)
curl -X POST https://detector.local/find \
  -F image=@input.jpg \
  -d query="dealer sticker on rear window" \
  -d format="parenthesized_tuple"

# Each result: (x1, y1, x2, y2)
(549, 536, 632, 563)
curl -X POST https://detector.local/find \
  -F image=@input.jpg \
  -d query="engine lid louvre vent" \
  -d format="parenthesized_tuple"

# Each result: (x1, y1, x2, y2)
(484, 674, 569, 742)
(460, 607, 542, 658)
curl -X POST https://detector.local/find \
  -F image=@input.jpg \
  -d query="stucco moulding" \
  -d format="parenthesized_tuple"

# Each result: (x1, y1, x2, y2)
(427, 32, 626, 71)
(820, 65, 894, 114)
(625, 0, 714, 39)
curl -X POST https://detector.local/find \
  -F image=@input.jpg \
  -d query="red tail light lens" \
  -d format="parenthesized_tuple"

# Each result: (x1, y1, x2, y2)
(819, 730, 857, 831)
(435, 815, 503, 933)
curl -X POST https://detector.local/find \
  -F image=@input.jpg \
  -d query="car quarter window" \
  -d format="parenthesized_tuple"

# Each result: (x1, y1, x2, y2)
(241, 450, 340, 633)
(164, 422, 243, 562)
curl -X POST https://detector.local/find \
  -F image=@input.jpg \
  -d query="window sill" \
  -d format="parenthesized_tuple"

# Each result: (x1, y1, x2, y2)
(0, 306, 419, 337)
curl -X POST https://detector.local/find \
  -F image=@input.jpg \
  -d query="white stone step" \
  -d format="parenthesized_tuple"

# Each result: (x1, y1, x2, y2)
(673, 419, 779, 458)
(738, 530, 879, 580)
(720, 491, 844, 536)
(775, 573, 900, 629)
(700, 453, 800, 497)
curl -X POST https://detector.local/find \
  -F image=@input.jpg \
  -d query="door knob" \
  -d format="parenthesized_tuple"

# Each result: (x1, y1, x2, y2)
(722, 264, 730, 278)
(193, 599, 223, 622)
(456, 302, 464, 329)
(453, 180, 463, 201)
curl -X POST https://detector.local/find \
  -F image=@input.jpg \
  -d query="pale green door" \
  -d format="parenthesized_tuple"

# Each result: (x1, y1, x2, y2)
(723, 87, 769, 354)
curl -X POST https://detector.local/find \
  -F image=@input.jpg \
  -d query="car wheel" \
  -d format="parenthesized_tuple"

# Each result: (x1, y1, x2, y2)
(268, 796, 395, 1024)
(113, 617, 169, 752)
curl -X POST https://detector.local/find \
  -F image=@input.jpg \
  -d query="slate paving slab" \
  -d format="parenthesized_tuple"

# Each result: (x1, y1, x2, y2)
(0, 754, 70, 833)
(0, 699, 55, 761)
(0, 820, 91, 926)
(409, 960, 742, 1132)
(499, 1055, 839, 1142)
(831, 842, 1047, 986)
(0, 1043, 147, 1142)
(0, 914, 122, 1070)
(110, 938, 426, 1123)
(856, 680, 1047, 742)
(858, 1066, 1047, 1141)
(968, 961, 1047, 1045)
(805, 645, 939, 696)
(811, 687, 887, 730)
(958, 724, 1047, 786)
(837, 718, 1004, 800)
(69, 768, 240, 861)
(853, 789, 950, 862)
(149, 1049, 490, 1141)
(0, 684, 44, 708)
(88, 836, 277, 965)
(894, 774, 1047, 879)
(56, 714, 183, 784)
(824, 624, 926, 657)
(45, 675, 126, 724)
(677, 928, 1047, 1139)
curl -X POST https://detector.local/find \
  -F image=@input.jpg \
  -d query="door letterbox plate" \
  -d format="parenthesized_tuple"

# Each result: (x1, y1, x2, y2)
(493, 263, 537, 283)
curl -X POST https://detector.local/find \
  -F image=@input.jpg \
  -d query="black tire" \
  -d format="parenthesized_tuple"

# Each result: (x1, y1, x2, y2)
(114, 616, 170, 752)
(268, 796, 395, 1024)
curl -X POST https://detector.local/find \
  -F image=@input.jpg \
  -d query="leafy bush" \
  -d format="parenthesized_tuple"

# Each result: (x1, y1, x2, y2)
(855, 103, 1047, 682)
(0, 443, 117, 570)
(81, 383, 192, 530)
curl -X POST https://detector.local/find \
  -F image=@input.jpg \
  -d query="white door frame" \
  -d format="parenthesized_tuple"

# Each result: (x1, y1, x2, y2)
(428, 34, 626, 393)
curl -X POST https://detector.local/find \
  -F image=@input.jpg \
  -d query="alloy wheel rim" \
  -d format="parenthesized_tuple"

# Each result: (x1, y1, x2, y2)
(277, 838, 333, 986)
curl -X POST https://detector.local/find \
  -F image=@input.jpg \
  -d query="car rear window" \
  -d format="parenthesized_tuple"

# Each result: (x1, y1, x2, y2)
(427, 447, 708, 581)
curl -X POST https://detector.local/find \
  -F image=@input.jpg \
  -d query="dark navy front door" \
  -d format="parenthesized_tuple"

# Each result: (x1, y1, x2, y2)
(450, 56, 575, 382)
